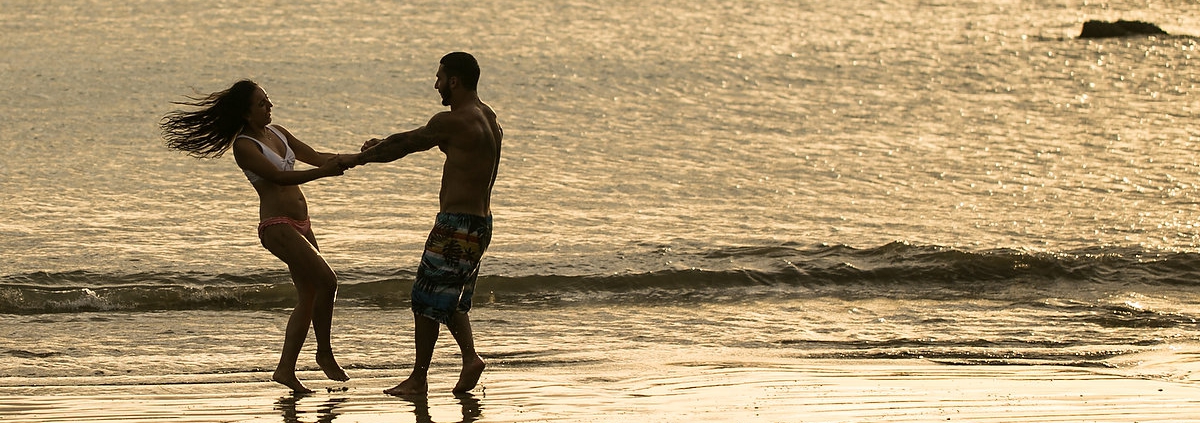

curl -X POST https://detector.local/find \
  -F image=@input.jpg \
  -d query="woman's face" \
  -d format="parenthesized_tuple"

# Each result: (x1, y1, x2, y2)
(244, 87, 273, 127)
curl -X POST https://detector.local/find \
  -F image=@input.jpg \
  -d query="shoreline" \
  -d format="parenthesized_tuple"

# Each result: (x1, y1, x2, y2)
(4, 360, 1200, 422)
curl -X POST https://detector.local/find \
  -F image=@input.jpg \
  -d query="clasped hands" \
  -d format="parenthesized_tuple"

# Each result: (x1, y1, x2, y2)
(325, 138, 385, 174)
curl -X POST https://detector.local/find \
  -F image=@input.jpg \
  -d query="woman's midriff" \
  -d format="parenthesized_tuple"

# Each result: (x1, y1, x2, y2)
(253, 183, 309, 222)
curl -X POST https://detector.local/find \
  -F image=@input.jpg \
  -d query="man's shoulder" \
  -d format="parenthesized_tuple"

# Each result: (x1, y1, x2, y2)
(448, 102, 492, 119)
(429, 108, 476, 128)
(436, 105, 492, 132)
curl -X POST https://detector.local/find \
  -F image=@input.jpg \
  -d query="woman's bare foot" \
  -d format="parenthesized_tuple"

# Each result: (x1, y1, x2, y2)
(316, 349, 349, 382)
(273, 371, 314, 394)
(453, 355, 486, 393)
(384, 377, 428, 396)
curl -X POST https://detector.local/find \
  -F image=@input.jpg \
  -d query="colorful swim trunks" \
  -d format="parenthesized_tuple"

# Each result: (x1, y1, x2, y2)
(411, 212, 493, 324)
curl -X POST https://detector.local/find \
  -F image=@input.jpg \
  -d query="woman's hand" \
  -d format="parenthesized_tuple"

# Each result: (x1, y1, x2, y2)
(318, 157, 347, 177)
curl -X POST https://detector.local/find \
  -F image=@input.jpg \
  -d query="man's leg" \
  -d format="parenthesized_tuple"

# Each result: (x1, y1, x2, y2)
(384, 313, 440, 396)
(448, 311, 485, 393)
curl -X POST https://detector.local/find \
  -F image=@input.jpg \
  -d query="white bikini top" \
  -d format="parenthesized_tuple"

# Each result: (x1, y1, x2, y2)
(237, 125, 295, 184)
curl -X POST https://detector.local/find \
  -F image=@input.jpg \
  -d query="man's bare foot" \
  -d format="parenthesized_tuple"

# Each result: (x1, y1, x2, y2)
(316, 349, 349, 382)
(273, 371, 314, 394)
(453, 355, 486, 393)
(384, 377, 428, 396)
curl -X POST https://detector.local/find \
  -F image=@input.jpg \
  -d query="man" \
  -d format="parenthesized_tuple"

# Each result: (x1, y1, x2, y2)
(345, 52, 502, 395)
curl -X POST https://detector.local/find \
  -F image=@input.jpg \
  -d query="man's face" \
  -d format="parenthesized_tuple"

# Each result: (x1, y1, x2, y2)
(435, 65, 453, 106)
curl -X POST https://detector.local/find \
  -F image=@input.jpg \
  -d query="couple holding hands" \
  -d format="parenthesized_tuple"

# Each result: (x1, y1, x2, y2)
(160, 52, 502, 396)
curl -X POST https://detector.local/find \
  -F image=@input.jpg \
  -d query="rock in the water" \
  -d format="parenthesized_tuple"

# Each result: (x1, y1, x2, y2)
(1079, 20, 1168, 38)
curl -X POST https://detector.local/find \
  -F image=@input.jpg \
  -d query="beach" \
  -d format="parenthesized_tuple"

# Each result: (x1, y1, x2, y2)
(7, 357, 1200, 422)
(6, 304, 1200, 422)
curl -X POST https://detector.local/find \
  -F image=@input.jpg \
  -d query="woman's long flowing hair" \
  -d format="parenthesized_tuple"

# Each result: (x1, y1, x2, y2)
(160, 80, 259, 158)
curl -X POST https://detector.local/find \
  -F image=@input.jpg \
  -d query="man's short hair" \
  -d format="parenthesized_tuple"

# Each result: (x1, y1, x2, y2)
(441, 52, 480, 91)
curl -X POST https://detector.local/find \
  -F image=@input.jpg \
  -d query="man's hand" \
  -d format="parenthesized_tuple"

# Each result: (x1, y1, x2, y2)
(333, 154, 361, 169)
(361, 138, 383, 152)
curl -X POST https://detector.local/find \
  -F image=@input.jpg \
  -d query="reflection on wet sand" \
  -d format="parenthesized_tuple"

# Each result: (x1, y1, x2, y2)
(400, 393, 482, 423)
(276, 395, 346, 423)
(275, 392, 481, 423)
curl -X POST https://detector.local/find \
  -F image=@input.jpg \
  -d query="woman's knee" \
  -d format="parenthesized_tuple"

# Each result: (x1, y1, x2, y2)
(297, 269, 337, 296)
(316, 276, 338, 297)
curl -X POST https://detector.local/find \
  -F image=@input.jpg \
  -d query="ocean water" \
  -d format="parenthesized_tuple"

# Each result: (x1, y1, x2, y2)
(3, 0, 1200, 412)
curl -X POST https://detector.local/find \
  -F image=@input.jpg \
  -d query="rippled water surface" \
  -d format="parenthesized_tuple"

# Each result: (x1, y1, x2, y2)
(3, 0, 1200, 274)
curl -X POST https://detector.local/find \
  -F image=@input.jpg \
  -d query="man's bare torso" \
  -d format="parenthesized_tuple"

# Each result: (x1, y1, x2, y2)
(437, 100, 502, 217)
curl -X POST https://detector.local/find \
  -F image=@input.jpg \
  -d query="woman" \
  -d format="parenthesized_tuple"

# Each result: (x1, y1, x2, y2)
(161, 80, 352, 393)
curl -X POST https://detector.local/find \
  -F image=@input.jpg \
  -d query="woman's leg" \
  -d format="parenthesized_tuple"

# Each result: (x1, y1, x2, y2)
(275, 276, 317, 393)
(261, 225, 345, 393)
(301, 230, 349, 382)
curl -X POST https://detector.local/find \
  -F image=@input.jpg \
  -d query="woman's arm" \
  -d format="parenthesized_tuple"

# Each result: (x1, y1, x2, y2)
(273, 125, 338, 167)
(233, 137, 343, 186)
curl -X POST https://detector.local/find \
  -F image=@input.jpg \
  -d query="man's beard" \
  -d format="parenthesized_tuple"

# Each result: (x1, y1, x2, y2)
(439, 87, 452, 106)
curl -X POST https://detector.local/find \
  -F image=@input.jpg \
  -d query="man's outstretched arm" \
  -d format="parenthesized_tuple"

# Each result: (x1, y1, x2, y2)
(352, 131, 438, 166)
(351, 113, 452, 165)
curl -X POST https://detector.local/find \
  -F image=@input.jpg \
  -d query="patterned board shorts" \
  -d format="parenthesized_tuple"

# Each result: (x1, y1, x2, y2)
(411, 212, 493, 324)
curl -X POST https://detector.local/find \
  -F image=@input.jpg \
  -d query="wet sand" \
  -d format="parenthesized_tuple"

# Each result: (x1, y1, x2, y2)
(4, 357, 1200, 423)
